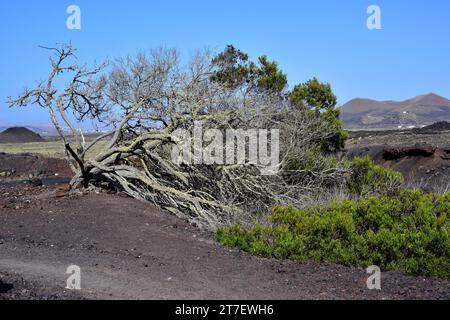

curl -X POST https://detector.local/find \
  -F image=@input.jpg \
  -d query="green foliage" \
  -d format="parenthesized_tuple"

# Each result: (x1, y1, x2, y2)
(347, 156, 404, 196)
(216, 189, 450, 279)
(211, 46, 287, 94)
(321, 108, 349, 150)
(212, 47, 347, 150)
(211, 45, 251, 89)
(290, 77, 337, 112)
(290, 77, 348, 151)
(253, 55, 287, 93)
(212, 48, 347, 150)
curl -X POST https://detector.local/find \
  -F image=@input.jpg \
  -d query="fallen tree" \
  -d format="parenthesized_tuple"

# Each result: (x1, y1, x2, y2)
(10, 45, 348, 229)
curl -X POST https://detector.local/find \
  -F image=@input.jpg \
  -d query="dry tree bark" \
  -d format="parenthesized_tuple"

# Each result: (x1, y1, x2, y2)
(10, 45, 348, 230)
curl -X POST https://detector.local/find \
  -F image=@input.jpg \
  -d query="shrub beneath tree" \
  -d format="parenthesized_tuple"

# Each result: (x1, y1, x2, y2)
(216, 189, 450, 279)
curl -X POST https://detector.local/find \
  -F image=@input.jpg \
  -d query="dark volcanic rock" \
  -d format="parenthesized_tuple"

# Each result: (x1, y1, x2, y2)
(29, 177, 43, 187)
(383, 145, 435, 161)
(413, 121, 450, 134)
(347, 144, 450, 191)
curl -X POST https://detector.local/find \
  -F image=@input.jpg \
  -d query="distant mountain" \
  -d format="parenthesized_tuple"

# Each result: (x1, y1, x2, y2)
(0, 127, 46, 144)
(0, 122, 59, 136)
(0, 123, 107, 136)
(340, 93, 450, 130)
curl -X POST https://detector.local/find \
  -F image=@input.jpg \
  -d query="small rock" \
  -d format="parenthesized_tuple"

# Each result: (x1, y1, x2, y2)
(55, 184, 71, 198)
(29, 177, 43, 187)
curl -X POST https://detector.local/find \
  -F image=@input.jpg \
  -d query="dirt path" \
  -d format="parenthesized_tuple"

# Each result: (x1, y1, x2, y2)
(0, 184, 449, 300)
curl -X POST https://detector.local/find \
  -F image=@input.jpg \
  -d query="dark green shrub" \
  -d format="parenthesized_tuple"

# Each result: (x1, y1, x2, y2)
(216, 189, 450, 279)
(347, 156, 404, 196)
(320, 107, 349, 151)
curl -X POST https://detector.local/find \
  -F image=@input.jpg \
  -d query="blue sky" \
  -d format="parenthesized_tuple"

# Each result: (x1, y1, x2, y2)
(1, 0, 449, 125)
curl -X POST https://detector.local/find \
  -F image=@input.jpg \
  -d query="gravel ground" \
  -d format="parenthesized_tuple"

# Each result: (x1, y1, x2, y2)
(0, 182, 448, 300)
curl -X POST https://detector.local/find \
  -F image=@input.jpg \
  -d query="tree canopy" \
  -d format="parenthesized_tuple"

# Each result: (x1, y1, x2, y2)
(212, 46, 348, 151)
(211, 45, 287, 95)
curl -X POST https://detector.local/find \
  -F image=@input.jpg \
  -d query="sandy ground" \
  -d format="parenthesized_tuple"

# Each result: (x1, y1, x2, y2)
(0, 182, 449, 300)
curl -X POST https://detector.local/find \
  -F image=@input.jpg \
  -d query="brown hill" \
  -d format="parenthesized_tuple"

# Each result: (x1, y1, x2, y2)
(0, 127, 46, 144)
(341, 93, 450, 130)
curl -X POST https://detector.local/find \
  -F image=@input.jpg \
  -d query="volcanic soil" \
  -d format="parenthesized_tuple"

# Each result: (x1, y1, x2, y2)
(0, 153, 449, 300)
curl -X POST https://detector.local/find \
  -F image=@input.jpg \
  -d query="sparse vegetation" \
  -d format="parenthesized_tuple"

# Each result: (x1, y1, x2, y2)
(2, 2, 450, 301)
(0, 139, 106, 159)
(7, 44, 448, 283)
(347, 155, 405, 196)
